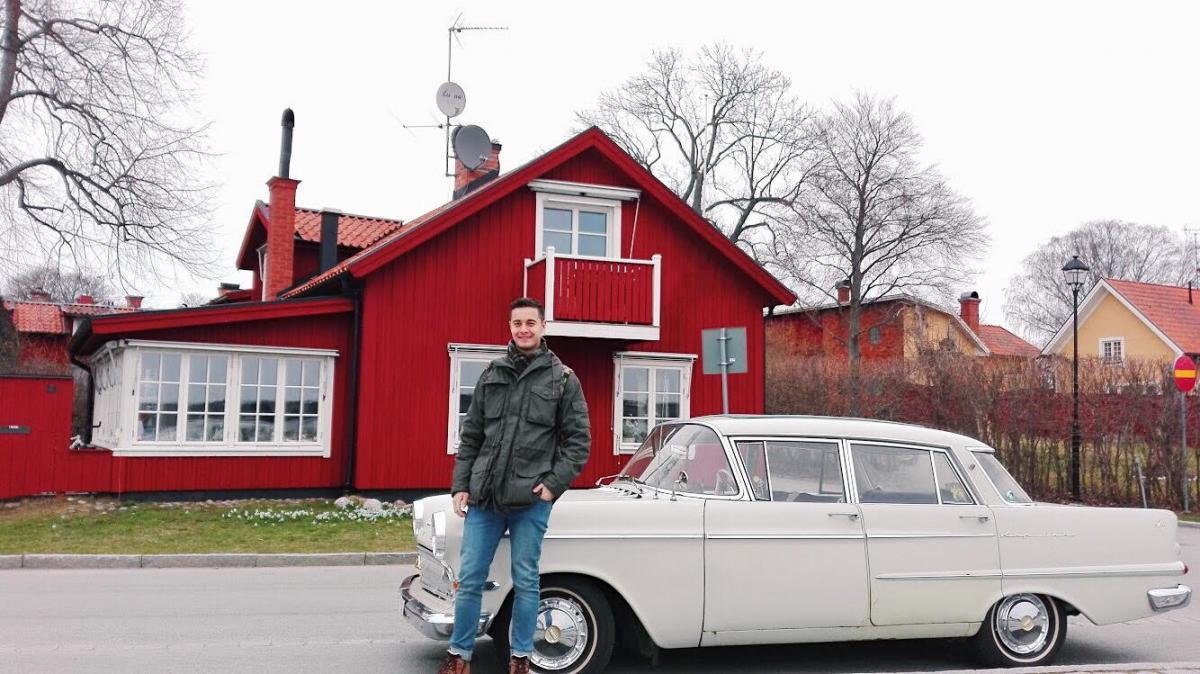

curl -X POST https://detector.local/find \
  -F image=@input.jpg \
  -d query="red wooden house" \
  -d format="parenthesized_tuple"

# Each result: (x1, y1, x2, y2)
(63, 117, 794, 496)
(2, 292, 140, 372)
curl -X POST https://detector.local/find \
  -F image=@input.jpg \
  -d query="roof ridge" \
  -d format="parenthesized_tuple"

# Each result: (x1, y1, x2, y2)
(1105, 277, 1192, 292)
(294, 206, 405, 224)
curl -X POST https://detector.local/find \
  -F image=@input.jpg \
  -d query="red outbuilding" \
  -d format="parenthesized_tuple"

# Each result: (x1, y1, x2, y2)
(63, 116, 794, 496)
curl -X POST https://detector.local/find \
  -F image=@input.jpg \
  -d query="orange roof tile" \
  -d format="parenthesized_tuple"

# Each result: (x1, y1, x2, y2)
(1105, 278, 1200, 354)
(3, 300, 136, 335)
(977, 324, 1040, 358)
(291, 207, 403, 250)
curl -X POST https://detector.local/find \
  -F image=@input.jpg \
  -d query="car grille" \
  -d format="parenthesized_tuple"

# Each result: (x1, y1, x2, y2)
(418, 547, 455, 600)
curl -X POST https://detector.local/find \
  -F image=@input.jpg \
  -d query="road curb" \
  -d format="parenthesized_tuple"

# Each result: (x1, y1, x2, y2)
(896, 662, 1200, 673)
(1178, 519, 1200, 529)
(2, 551, 416, 569)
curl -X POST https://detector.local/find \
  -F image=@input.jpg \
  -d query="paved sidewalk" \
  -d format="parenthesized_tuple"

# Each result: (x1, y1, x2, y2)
(899, 662, 1200, 673)
(0, 551, 415, 569)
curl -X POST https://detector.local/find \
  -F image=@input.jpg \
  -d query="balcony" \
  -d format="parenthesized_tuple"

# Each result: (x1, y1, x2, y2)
(523, 248, 661, 340)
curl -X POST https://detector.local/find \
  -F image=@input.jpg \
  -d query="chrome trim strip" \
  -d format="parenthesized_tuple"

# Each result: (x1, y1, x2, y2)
(876, 570, 1004, 580)
(544, 533, 704, 540)
(706, 533, 866, 540)
(1002, 562, 1186, 579)
(867, 532, 996, 539)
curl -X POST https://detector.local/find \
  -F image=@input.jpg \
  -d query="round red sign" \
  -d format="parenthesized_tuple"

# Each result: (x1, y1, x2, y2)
(1175, 355, 1197, 393)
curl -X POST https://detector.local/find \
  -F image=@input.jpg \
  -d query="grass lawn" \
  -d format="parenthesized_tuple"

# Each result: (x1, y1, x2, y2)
(0, 496, 415, 555)
(1180, 512, 1200, 524)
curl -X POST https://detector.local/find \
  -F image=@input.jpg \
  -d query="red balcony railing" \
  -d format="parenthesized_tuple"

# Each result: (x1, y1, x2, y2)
(524, 249, 661, 334)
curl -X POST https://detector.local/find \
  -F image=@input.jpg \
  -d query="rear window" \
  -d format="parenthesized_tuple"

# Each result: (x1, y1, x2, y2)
(851, 444, 938, 504)
(971, 451, 1033, 504)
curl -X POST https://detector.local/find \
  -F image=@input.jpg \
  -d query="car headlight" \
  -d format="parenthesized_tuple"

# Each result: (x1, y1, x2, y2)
(432, 511, 447, 558)
(412, 500, 425, 537)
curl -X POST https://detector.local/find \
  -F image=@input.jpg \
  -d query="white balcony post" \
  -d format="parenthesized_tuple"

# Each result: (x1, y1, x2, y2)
(544, 247, 556, 322)
(651, 254, 662, 327)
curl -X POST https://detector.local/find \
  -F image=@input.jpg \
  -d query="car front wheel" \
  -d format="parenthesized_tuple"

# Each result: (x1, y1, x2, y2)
(492, 576, 615, 674)
(974, 593, 1067, 667)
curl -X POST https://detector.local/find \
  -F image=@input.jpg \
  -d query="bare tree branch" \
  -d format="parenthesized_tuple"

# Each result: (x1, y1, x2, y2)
(0, 0, 215, 289)
(577, 43, 818, 254)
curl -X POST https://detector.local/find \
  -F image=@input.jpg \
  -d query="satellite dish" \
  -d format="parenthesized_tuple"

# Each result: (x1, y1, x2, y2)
(452, 125, 491, 170)
(436, 82, 466, 118)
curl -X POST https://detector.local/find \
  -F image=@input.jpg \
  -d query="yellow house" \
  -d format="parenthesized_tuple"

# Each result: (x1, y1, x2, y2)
(1041, 278, 1200, 362)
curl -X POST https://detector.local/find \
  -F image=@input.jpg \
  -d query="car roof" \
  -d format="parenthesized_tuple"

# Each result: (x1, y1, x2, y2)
(687, 415, 983, 449)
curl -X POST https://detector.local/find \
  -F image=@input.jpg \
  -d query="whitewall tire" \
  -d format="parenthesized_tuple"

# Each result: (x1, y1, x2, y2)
(974, 593, 1067, 667)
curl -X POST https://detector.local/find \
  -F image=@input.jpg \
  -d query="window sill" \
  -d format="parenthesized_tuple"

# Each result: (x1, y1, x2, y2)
(108, 443, 330, 458)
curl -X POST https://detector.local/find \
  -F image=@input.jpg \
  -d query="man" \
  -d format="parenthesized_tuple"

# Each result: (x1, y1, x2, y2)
(438, 297, 591, 674)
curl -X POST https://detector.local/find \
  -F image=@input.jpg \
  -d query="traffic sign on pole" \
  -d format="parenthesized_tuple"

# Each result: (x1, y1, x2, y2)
(1175, 355, 1196, 393)
(1176, 355, 1195, 512)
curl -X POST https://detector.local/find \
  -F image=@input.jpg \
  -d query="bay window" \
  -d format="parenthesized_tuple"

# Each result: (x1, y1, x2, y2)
(90, 340, 336, 457)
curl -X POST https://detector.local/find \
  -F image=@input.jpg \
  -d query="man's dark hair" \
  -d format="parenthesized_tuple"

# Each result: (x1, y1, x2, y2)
(510, 297, 545, 319)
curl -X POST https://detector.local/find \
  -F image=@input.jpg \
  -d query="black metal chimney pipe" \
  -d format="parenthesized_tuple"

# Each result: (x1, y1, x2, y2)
(319, 209, 340, 272)
(279, 108, 295, 178)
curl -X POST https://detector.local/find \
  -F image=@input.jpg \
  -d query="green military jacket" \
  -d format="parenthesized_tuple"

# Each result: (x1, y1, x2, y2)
(451, 345, 591, 508)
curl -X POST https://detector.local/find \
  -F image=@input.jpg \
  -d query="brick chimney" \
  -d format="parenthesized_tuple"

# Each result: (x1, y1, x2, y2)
(835, 280, 851, 305)
(958, 291, 981, 334)
(75, 295, 94, 305)
(29, 287, 51, 303)
(265, 109, 299, 300)
(125, 295, 143, 309)
(453, 141, 501, 199)
(217, 282, 240, 298)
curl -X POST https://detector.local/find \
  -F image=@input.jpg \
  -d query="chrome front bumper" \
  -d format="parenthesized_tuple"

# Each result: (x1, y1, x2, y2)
(400, 574, 491, 640)
(1148, 584, 1192, 612)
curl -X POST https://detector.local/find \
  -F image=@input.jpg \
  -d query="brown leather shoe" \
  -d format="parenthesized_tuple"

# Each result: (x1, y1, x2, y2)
(437, 653, 470, 674)
(509, 655, 531, 674)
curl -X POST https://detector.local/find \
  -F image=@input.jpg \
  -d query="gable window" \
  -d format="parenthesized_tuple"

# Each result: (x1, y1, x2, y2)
(1100, 337, 1124, 365)
(447, 344, 505, 454)
(91, 340, 336, 457)
(530, 180, 638, 260)
(613, 352, 694, 453)
(537, 195, 618, 258)
(868, 326, 881, 345)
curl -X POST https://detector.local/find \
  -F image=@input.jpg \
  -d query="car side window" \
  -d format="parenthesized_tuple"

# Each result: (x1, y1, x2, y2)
(851, 444, 938, 504)
(764, 440, 846, 503)
(932, 452, 974, 505)
(736, 441, 770, 501)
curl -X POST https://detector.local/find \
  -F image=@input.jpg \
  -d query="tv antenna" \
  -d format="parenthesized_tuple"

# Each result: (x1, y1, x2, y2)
(1186, 225, 1200, 282)
(402, 15, 508, 177)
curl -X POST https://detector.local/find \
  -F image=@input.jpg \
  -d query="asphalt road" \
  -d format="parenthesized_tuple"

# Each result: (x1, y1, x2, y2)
(0, 527, 1195, 674)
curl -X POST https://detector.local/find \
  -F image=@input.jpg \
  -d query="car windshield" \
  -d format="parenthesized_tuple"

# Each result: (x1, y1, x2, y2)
(620, 424, 737, 496)
(971, 450, 1032, 504)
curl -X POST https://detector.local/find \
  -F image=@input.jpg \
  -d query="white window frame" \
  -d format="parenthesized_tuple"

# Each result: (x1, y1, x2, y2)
(612, 352, 695, 454)
(1099, 336, 1125, 365)
(90, 340, 336, 457)
(446, 343, 506, 454)
(534, 191, 623, 260)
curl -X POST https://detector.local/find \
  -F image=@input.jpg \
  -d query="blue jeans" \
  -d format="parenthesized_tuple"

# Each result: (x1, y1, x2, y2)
(448, 498, 553, 661)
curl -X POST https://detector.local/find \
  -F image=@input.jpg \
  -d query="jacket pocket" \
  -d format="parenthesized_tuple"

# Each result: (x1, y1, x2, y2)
(481, 382, 507, 419)
(525, 385, 558, 427)
(507, 453, 549, 507)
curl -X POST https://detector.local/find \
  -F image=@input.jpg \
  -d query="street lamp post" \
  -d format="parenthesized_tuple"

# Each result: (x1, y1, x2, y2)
(1062, 255, 1090, 502)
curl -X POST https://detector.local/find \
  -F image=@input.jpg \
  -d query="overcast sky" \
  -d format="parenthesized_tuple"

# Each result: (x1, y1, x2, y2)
(175, 0, 1200, 330)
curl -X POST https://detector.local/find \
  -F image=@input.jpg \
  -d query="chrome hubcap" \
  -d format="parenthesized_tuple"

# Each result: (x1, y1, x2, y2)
(530, 596, 589, 671)
(995, 594, 1051, 655)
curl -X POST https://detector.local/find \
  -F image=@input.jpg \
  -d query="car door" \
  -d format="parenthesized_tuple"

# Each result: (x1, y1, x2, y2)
(850, 442, 1001, 626)
(703, 438, 870, 634)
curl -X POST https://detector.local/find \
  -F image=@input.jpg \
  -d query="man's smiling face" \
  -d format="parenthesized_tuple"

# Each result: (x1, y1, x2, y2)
(510, 306, 545, 352)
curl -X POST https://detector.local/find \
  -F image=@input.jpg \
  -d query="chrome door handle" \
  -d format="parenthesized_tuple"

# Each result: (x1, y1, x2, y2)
(960, 514, 990, 522)
(828, 512, 860, 520)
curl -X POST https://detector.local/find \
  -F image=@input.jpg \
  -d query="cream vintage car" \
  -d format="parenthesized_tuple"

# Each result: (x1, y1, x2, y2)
(402, 416, 1191, 673)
